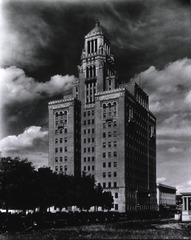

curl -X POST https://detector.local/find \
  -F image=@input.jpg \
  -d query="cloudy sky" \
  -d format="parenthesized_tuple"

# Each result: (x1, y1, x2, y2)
(0, 0, 191, 193)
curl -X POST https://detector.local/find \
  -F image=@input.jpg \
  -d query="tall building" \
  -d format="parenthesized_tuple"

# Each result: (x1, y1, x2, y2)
(48, 20, 156, 212)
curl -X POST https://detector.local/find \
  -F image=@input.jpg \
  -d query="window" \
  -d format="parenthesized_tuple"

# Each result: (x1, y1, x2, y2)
(64, 147, 67, 152)
(92, 119, 94, 124)
(103, 123, 106, 128)
(92, 129, 94, 133)
(103, 133, 106, 138)
(88, 157, 90, 162)
(64, 156, 67, 161)
(114, 182, 117, 188)
(60, 157, 63, 162)
(115, 193, 118, 199)
(64, 128, 67, 133)
(84, 120, 86, 125)
(84, 166, 86, 171)
(92, 147, 94, 152)
(103, 182, 106, 188)
(108, 142, 111, 147)
(115, 204, 118, 210)
(92, 166, 94, 171)
(108, 152, 111, 158)
(103, 162, 106, 168)
(103, 142, 106, 148)
(88, 129, 90, 134)
(88, 138, 90, 143)
(55, 166, 58, 171)
(84, 139, 86, 143)
(103, 153, 106, 158)
(114, 141, 117, 147)
(114, 162, 117, 167)
(108, 162, 111, 167)
(114, 152, 117, 157)
(108, 121, 111, 127)
(84, 148, 86, 153)
(55, 157, 58, 162)
(88, 111, 90, 116)
(60, 138, 62, 143)
(108, 182, 111, 188)
(108, 132, 111, 137)
(92, 110, 94, 116)
(92, 138, 94, 142)
(84, 129, 86, 134)
(55, 138, 58, 144)
(60, 129, 63, 134)
(92, 156, 95, 162)
(84, 157, 86, 162)
(103, 172, 106, 178)
(60, 166, 63, 172)
(88, 120, 90, 125)
(114, 172, 117, 177)
(88, 147, 90, 152)
(55, 148, 58, 153)
(114, 131, 117, 137)
(88, 166, 90, 171)
(84, 112, 86, 117)
(114, 122, 117, 127)
(108, 172, 111, 177)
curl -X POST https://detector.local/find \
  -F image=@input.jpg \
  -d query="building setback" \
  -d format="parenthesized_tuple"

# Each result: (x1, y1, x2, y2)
(48, 21, 157, 212)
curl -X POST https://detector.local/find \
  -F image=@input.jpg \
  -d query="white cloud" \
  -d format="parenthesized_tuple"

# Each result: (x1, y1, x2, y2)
(0, 126, 47, 151)
(167, 147, 183, 153)
(0, 66, 76, 107)
(157, 177, 166, 183)
(132, 58, 191, 113)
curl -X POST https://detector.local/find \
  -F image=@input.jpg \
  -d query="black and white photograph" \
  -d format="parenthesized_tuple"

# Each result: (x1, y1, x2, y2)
(0, 0, 191, 239)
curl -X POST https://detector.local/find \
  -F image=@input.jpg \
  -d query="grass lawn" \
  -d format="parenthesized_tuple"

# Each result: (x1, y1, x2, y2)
(0, 219, 190, 239)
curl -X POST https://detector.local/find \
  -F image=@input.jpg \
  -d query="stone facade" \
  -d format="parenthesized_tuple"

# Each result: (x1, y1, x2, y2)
(48, 21, 157, 212)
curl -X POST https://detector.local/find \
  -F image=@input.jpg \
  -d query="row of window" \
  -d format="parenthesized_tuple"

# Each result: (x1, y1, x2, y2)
(55, 156, 67, 162)
(103, 172, 117, 178)
(103, 162, 117, 168)
(55, 147, 67, 153)
(84, 156, 95, 162)
(84, 119, 94, 125)
(103, 131, 117, 138)
(84, 147, 94, 153)
(102, 152, 117, 158)
(83, 165, 95, 171)
(55, 165, 67, 172)
(55, 138, 67, 144)
(55, 119, 67, 125)
(103, 142, 117, 148)
(103, 182, 117, 188)
(84, 110, 94, 117)
(103, 121, 117, 128)
(84, 138, 94, 143)
(84, 128, 94, 134)
(55, 128, 67, 134)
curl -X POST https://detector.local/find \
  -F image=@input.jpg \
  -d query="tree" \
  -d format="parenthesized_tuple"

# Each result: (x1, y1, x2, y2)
(54, 174, 75, 211)
(101, 191, 114, 211)
(0, 157, 36, 212)
(34, 167, 57, 212)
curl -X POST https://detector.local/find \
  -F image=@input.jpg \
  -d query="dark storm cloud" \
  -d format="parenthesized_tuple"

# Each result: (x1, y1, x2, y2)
(2, 0, 191, 82)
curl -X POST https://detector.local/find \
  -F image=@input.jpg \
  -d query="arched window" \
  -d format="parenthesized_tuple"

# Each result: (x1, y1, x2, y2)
(103, 104, 106, 118)
(113, 102, 117, 117)
(108, 103, 112, 117)
(86, 67, 89, 78)
(64, 110, 67, 115)
(60, 129, 63, 134)
(90, 66, 92, 78)
(55, 112, 59, 116)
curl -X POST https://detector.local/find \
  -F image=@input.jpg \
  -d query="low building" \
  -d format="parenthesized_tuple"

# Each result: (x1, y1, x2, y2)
(156, 183, 176, 211)
(180, 192, 191, 221)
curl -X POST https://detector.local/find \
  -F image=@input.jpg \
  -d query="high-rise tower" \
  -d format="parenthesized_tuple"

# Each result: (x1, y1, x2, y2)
(48, 21, 157, 212)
